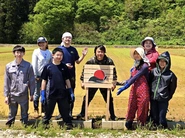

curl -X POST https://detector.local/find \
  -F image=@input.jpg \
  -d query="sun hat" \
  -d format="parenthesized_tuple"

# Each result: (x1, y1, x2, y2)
(130, 47, 150, 65)
(62, 32, 72, 38)
(141, 37, 156, 47)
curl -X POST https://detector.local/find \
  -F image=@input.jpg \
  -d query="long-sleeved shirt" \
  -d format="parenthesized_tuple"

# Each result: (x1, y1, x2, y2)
(4, 59, 35, 97)
(126, 63, 149, 86)
(145, 49, 159, 71)
(32, 48, 52, 77)
(80, 55, 117, 81)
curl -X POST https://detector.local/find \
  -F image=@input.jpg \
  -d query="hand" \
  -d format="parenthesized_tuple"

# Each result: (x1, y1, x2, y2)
(5, 97, 9, 105)
(66, 63, 73, 69)
(30, 95, 33, 102)
(68, 88, 75, 102)
(116, 83, 130, 95)
(111, 84, 116, 91)
(81, 83, 85, 89)
(40, 90, 46, 104)
(116, 81, 126, 86)
(82, 47, 88, 56)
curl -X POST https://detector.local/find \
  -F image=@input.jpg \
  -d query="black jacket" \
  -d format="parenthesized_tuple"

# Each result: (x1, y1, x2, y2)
(149, 51, 177, 101)
(80, 55, 117, 81)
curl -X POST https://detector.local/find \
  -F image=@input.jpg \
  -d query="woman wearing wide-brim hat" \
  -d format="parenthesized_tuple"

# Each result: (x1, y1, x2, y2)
(117, 47, 150, 130)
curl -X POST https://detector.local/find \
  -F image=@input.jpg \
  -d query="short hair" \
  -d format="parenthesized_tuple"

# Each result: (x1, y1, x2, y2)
(52, 48, 63, 55)
(13, 45, 25, 53)
(94, 45, 106, 53)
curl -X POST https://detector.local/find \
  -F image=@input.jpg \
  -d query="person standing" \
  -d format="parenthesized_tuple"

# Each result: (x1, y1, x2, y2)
(4, 45, 35, 127)
(32, 37, 52, 118)
(141, 36, 159, 121)
(57, 32, 88, 119)
(149, 51, 177, 128)
(77, 45, 117, 120)
(141, 36, 159, 71)
(117, 47, 150, 129)
(41, 48, 74, 129)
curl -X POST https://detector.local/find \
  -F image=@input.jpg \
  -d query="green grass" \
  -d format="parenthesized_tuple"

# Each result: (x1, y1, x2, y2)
(2, 122, 185, 137)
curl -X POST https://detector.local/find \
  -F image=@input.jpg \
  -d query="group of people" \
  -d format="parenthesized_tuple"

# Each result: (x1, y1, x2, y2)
(3, 33, 177, 130)
(117, 37, 177, 129)
(4, 32, 87, 129)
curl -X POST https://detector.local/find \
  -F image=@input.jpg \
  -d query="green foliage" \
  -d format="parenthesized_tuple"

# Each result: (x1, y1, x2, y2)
(20, 0, 75, 43)
(0, 0, 30, 43)
(2, 0, 185, 45)
(73, 22, 103, 44)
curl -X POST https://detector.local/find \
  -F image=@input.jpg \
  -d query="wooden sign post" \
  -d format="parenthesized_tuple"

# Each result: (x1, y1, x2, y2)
(83, 64, 115, 121)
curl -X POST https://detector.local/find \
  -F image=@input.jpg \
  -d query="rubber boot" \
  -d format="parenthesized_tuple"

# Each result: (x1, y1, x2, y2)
(125, 121, 133, 130)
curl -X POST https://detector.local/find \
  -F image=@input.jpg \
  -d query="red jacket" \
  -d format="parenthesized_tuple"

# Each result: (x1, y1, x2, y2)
(146, 49, 159, 71)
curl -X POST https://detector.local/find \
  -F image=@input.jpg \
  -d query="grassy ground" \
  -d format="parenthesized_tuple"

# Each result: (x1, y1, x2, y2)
(0, 45, 185, 122)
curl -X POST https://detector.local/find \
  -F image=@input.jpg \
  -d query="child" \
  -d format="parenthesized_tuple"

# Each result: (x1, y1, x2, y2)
(141, 36, 159, 71)
(149, 51, 177, 128)
(41, 48, 74, 129)
(32, 36, 52, 118)
(4, 45, 35, 127)
(141, 36, 159, 122)
(117, 47, 150, 129)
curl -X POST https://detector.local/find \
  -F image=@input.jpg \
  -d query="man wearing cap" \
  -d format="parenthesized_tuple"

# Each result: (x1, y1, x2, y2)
(77, 45, 117, 121)
(32, 37, 52, 118)
(57, 32, 88, 119)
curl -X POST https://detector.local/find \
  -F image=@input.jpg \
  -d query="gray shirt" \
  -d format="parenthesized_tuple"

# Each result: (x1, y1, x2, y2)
(4, 59, 35, 97)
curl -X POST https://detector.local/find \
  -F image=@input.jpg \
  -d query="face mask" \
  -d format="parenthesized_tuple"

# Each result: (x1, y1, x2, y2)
(134, 60, 140, 67)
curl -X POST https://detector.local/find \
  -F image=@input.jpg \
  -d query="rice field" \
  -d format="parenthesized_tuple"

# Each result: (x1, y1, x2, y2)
(0, 45, 185, 121)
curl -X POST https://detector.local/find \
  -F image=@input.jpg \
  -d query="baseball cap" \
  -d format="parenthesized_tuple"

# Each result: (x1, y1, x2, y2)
(37, 37, 47, 43)
(13, 45, 25, 53)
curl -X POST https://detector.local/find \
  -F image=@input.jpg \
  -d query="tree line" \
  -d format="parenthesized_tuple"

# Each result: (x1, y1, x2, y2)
(0, 0, 185, 45)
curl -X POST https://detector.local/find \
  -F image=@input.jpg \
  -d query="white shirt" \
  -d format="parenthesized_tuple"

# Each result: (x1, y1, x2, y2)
(32, 48, 52, 77)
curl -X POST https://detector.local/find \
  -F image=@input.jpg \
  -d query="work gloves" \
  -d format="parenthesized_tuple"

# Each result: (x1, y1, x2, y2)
(68, 88, 75, 103)
(40, 90, 46, 104)
(117, 83, 130, 95)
